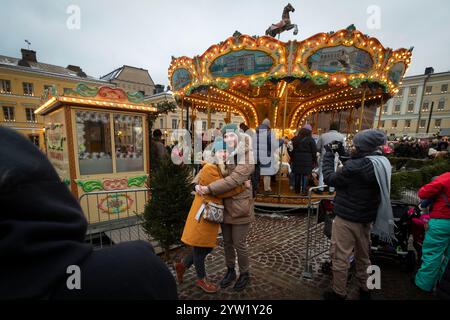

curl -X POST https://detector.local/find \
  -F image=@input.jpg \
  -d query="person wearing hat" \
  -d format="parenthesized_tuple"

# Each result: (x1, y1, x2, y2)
(175, 137, 248, 293)
(322, 129, 395, 300)
(289, 124, 317, 195)
(316, 122, 346, 194)
(197, 123, 255, 291)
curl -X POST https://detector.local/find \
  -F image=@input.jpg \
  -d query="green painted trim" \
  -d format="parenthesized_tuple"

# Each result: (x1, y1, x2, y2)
(128, 175, 148, 187)
(66, 83, 99, 97)
(75, 179, 104, 193)
(127, 91, 145, 103)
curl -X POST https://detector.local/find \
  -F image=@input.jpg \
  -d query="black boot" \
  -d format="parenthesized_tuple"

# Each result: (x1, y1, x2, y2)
(233, 272, 250, 291)
(220, 267, 236, 288)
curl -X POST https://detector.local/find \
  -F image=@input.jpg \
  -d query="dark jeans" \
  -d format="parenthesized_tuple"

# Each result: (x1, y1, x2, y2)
(183, 247, 213, 279)
(294, 174, 308, 194)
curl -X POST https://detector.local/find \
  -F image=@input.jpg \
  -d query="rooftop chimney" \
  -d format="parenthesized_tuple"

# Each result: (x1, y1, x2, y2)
(21, 49, 37, 62)
(67, 65, 87, 78)
(153, 84, 165, 94)
(424, 67, 434, 75)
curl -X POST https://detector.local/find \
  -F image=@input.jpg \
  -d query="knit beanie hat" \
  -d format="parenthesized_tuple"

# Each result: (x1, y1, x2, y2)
(353, 129, 387, 152)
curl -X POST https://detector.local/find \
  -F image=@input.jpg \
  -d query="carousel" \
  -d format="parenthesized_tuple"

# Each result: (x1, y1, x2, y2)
(168, 4, 412, 208)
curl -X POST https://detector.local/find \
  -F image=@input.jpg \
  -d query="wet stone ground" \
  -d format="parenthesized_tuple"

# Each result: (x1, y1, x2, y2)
(167, 214, 436, 300)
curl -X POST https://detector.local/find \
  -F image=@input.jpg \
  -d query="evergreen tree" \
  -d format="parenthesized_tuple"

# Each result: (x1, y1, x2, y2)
(143, 156, 193, 259)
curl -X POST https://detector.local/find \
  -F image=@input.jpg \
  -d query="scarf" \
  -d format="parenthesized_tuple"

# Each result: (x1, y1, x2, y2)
(366, 155, 396, 244)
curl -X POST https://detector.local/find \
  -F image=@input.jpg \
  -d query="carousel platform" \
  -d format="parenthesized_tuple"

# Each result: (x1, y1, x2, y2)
(254, 176, 335, 209)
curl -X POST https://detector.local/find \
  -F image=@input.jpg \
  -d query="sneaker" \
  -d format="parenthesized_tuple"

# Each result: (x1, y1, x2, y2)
(220, 267, 237, 288)
(174, 262, 186, 284)
(196, 278, 219, 293)
(233, 272, 250, 291)
(323, 289, 346, 300)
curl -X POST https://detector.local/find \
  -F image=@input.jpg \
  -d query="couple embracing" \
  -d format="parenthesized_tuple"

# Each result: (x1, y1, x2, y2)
(174, 124, 255, 293)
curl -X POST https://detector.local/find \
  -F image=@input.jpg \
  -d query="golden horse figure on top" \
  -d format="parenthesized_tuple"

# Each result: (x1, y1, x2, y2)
(265, 3, 299, 38)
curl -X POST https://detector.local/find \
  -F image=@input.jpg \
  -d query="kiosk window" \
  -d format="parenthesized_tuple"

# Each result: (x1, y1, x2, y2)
(76, 111, 113, 175)
(114, 114, 144, 172)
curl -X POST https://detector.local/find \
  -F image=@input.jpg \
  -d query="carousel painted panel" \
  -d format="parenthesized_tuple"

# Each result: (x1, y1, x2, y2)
(71, 108, 149, 224)
(44, 109, 71, 186)
(209, 50, 275, 78)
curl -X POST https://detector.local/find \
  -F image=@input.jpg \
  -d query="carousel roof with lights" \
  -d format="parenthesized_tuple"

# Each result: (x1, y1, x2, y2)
(35, 83, 158, 116)
(168, 26, 412, 130)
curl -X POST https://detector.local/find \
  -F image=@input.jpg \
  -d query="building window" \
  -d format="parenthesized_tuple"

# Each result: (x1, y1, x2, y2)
(2, 106, 15, 121)
(425, 86, 432, 95)
(394, 103, 401, 113)
(202, 121, 207, 131)
(410, 87, 417, 96)
(397, 88, 404, 97)
(159, 118, 163, 128)
(435, 119, 442, 128)
(211, 122, 215, 129)
(219, 122, 223, 129)
(422, 100, 429, 112)
(23, 82, 34, 96)
(442, 84, 448, 93)
(172, 119, 178, 129)
(419, 119, 426, 128)
(438, 98, 445, 111)
(380, 120, 385, 128)
(408, 100, 414, 112)
(25, 108, 36, 122)
(382, 105, 388, 114)
(1, 79, 11, 93)
(405, 119, 411, 128)
(392, 120, 398, 128)
(44, 84, 52, 91)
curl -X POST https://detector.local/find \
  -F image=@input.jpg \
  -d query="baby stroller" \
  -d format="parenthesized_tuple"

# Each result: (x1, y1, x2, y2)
(370, 201, 418, 272)
(319, 200, 421, 274)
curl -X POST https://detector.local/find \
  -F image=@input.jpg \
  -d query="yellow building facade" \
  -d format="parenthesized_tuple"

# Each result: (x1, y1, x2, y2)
(0, 49, 108, 150)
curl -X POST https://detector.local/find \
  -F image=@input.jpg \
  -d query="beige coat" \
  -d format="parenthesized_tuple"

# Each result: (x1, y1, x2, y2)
(208, 134, 255, 225)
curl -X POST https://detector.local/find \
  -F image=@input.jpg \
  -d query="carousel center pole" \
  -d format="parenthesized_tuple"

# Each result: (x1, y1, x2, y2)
(358, 88, 367, 132)
(207, 87, 211, 130)
(277, 81, 288, 197)
(377, 96, 384, 129)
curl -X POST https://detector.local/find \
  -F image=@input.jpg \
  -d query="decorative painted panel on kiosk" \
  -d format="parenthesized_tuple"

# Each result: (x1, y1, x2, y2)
(209, 50, 274, 78)
(45, 110, 70, 185)
(172, 68, 192, 91)
(307, 45, 373, 74)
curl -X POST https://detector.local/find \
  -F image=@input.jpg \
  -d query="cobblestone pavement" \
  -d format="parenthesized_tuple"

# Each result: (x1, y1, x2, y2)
(169, 214, 436, 300)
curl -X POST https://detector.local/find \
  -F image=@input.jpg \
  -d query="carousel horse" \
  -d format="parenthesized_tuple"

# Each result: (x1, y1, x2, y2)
(265, 3, 299, 38)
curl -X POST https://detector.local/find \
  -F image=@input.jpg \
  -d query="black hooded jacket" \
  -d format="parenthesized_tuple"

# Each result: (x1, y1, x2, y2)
(322, 150, 381, 223)
(0, 128, 177, 300)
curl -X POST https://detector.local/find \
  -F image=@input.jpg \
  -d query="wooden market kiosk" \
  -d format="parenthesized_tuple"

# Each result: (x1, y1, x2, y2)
(35, 84, 157, 224)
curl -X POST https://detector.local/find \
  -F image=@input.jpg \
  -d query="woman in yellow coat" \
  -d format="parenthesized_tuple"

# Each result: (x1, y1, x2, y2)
(175, 138, 247, 293)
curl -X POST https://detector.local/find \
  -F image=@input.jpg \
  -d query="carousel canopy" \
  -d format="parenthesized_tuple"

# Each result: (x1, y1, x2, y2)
(168, 26, 412, 131)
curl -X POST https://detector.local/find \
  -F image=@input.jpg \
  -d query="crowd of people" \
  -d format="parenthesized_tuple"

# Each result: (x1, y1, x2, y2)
(1, 120, 449, 300)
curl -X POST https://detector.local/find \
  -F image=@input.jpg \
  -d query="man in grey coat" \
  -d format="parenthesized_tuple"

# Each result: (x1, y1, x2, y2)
(316, 122, 345, 193)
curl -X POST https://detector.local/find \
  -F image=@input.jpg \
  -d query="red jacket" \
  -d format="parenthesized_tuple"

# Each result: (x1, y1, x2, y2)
(418, 172, 450, 219)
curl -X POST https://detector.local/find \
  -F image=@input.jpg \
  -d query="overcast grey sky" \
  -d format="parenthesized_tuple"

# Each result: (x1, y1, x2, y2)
(1, 0, 449, 86)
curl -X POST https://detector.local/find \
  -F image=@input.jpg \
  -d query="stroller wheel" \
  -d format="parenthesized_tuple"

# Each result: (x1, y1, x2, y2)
(405, 250, 417, 272)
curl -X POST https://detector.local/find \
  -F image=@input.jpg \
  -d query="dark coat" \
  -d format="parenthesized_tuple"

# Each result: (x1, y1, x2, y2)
(322, 150, 381, 223)
(290, 135, 317, 175)
(0, 127, 177, 300)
